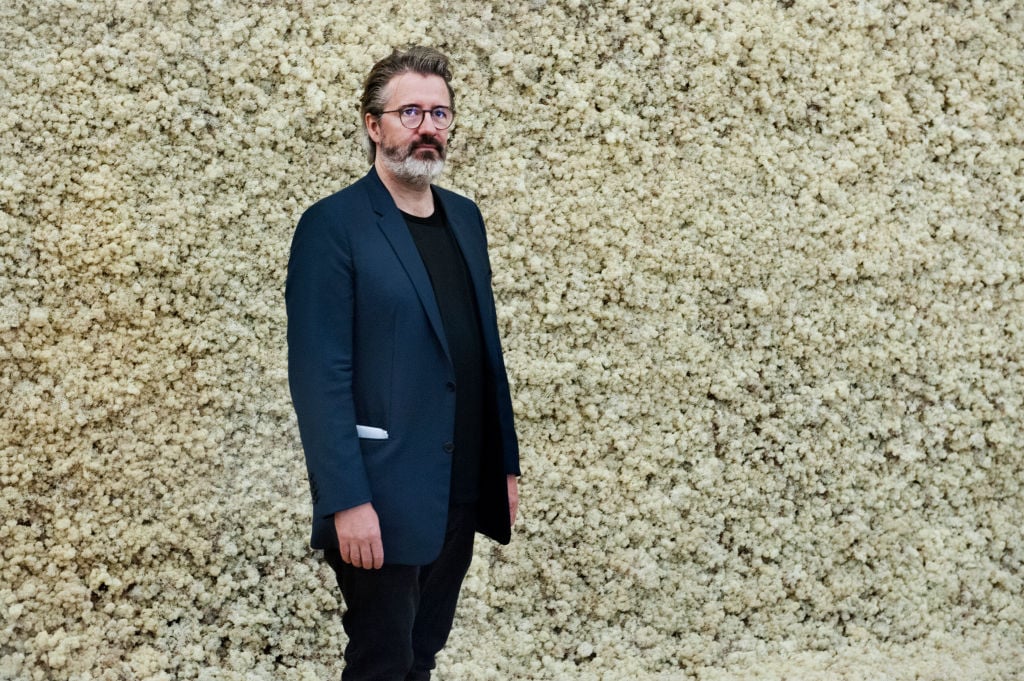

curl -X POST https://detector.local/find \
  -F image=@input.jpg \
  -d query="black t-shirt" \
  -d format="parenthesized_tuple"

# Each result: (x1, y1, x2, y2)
(402, 202, 485, 504)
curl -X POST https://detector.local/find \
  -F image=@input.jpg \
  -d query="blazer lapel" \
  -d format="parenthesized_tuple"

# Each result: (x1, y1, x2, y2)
(440, 189, 511, 381)
(362, 169, 452, 363)
(437, 191, 490, 308)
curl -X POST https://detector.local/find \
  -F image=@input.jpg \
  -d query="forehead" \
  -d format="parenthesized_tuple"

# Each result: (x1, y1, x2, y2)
(383, 72, 451, 107)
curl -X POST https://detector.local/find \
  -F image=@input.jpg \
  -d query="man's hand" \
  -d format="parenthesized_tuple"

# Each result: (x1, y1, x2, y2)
(507, 475, 519, 527)
(334, 503, 384, 569)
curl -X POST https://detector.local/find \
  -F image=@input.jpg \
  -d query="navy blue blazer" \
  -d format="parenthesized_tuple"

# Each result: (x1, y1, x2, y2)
(286, 167, 520, 565)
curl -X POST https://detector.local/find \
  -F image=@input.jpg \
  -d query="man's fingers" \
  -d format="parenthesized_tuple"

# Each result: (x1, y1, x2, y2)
(340, 540, 383, 570)
(353, 543, 367, 569)
(370, 538, 384, 569)
(356, 540, 382, 570)
(507, 475, 520, 527)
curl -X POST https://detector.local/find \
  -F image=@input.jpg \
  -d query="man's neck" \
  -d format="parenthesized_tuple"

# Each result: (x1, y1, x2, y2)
(376, 160, 435, 217)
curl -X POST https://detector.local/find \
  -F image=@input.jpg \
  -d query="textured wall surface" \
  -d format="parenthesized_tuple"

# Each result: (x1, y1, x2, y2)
(1, 1, 1022, 679)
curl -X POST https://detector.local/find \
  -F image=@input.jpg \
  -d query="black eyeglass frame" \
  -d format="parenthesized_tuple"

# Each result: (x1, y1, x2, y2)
(378, 106, 456, 130)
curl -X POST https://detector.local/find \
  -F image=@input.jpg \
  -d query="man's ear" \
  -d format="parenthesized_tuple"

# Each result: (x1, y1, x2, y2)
(365, 113, 381, 144)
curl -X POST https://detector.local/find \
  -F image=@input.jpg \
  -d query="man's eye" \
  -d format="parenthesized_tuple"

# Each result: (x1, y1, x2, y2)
(432, 108, 449, 120)
(401, 107, 422, 117)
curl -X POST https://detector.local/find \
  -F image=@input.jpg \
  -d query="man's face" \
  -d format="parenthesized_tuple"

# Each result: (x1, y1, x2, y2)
(367, 72, 452, 186)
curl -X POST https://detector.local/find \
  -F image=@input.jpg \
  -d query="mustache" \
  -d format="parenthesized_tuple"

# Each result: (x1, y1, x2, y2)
(410, 136, 445, 154)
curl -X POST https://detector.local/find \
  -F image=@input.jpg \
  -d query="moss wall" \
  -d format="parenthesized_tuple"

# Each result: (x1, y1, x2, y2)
(1, 1, 1022, 679)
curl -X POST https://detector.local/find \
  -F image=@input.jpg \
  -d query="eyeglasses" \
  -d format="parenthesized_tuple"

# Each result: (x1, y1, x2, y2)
(379, 106, 455, 130)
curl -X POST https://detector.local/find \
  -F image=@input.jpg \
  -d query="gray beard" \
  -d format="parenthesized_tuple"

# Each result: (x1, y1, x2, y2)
(380, 148, 445, 188)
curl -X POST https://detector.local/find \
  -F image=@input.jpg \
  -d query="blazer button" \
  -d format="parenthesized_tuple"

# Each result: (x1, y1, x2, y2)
(443, 442, 455, 453)
(446, 381, 456, 392)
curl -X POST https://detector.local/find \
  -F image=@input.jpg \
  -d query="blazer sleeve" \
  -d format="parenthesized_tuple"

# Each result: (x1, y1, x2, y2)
(285, 197, 372, 519)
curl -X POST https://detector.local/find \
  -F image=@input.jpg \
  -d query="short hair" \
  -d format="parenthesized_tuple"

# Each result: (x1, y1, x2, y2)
(360, 46, 456, 163)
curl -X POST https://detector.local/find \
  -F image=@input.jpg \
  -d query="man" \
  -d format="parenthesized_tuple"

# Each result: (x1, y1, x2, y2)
(285, 46, 520, 680)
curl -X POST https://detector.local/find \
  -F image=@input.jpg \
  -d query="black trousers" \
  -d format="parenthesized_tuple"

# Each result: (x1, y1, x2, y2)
(323, 504, 477, 681)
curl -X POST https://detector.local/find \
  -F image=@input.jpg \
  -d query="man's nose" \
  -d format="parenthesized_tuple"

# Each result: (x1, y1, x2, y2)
(416, 113, 439, 131)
